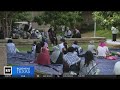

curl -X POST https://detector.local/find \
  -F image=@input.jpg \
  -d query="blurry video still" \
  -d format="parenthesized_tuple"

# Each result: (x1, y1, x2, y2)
(0, 11, 120, 78)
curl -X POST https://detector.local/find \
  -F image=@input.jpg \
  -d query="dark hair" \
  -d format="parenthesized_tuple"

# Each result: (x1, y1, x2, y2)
(42, 37, 46, 42)
(64, 42, 68, 49)
(33, 41, 37, 45)
(40, 41, 45, 47)
(73, 40, 78, 45)
(7, 39, 13, 43)
(67, 47, 75, 52)
(84, 50, 94, 67)
(60, 38, 65, 42)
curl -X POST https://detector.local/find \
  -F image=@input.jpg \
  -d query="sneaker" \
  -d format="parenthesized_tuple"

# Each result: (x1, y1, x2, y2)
(69, 71, 77, 75)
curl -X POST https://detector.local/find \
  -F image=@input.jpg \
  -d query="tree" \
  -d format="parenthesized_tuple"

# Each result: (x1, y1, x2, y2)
(92, 11, 120, 30)
(0, 11, 32, 38)
(33, 11, 83, 29)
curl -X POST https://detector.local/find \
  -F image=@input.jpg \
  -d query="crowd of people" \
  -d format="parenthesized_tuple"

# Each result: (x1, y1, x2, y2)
(5, 25, 120, 76)
(7, 38, 101, 75)
(9, 21, 48, 40)
(6, 37, 120, 76)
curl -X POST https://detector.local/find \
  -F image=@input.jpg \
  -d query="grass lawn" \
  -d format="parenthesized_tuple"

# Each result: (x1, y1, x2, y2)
(15, 29, 120, 52)
(8, 29, 120, 77)
(16, 45, 31, 52)
(82, 29, 120, 39)
(16, 42, 99, 52)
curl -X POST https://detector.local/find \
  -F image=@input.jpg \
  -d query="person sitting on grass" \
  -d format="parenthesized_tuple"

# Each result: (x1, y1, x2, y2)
(97, 41, 109, 58)
(6, 39, 19, 54)
(62, 42, 68, 54)
(97, 41, 120, 60)
(58, 38, 66, 52)
(80, 50, 100, 76)
(72, 40, 83, 56)
(42, 37, 49, 50)
(63, 47, 81, 75)
(50, 46, 63, 64)
(31, 41, 36, 55)
(88, 40, 96, 55)
(35, 41, 50, 65)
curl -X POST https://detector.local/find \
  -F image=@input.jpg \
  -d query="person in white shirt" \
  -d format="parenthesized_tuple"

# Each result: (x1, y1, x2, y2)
(97, 41, 110, 58)
(51, 46, 60, 63)
(113, 61, 120, 75)
(58, 38, 65, 52)
(64, 27, 72, 38)
(88, 40, 96, 55)
(111, 25, 119, 42)
(72, 40, 82, 56)
(35, 30, 42, 39)
(28, 21, 32, 32)
(31, 41, 36, 55)
(6, 39, 18, 54)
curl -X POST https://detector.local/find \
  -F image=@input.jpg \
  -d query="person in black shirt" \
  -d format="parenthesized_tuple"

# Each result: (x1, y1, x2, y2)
(48, 26, 58, 45)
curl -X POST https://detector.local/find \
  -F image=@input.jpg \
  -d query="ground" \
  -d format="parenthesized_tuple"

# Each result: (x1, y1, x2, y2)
(14, 39, 120, 76)
(6, 29, 120, 77)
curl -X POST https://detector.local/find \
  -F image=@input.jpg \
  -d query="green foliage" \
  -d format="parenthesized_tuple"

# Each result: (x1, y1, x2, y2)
(0, 11, 32, 22)
(13, 12, 32, 22)
(33, 11, 82, 28)
(0, 11, 32, 37)
(92, 11, 120, 30)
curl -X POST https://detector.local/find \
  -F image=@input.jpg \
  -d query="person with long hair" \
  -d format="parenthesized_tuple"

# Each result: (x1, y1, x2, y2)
(62, 42, 68, 54)
(64, 27, 72, 38)
(80, 51, 100, 76)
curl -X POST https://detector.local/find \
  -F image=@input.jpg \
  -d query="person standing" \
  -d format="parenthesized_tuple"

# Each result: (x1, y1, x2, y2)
(111, 25, 119, 42)
(48, 26, 58, 45)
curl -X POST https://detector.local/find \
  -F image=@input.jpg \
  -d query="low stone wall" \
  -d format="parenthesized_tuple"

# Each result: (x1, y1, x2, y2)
(65, 37, 106, 43)
(0, 37, 106, 45)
